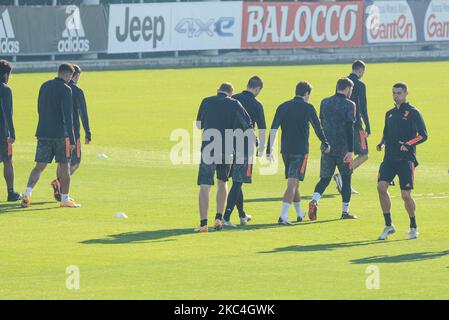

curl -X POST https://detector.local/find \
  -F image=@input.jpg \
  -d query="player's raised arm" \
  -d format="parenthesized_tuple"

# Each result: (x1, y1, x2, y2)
(233, 100, 253, 132)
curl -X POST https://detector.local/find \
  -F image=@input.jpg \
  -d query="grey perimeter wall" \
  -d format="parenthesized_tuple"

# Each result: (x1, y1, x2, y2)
(12, 43, 449, 73)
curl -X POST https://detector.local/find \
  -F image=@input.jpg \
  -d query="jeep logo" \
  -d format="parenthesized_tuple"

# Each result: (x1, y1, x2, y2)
(115, 7, 165, 48)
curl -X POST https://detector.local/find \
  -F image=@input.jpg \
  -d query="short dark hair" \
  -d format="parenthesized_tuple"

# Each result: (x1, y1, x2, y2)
(58, 63, 75, 74)
(296, 81, 313, 97)
(393, 82, 408, 92)
(352, 60, 366, 71)
(72, 64, 82, 75)
(218, 82, 234, 95)
(336, 77, 354, 91)
(247, 76, 263, 90)
(0, 60, 12, 80)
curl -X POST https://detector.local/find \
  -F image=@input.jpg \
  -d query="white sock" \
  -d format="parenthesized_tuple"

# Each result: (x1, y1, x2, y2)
(61, 194, 69, 202)
(280, 202, 291, 221)
(342, 202, 350, 214)
(312, 192, 321, 203)
(294, 202, 302, 217)
(24, 187, 32, 196)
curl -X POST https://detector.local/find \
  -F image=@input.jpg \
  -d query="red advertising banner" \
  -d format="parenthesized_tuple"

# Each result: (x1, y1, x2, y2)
(241, 1, 364, 49)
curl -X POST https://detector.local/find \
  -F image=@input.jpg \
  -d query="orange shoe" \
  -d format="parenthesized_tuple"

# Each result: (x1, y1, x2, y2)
(214, 219, 223, 231)
(194, 225, 208, 233)
(51, 180, 61, 202)
(21, 195, 31, 208)
(60, 200, 81, 208)
(308, 201, 318, 221)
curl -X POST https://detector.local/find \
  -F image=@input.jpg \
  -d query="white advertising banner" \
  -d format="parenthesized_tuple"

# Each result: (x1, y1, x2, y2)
(424, 0, 449, 41)
(108, 3, 172, 53)
(365, 0, 417, 43)
(171, 2, 242, 51)
(108, 2, 242, 53)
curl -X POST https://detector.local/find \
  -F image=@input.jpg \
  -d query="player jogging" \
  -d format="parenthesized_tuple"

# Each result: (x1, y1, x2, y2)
(334, 60, 371, 194)
(0, 60, 21, 201)
(266, 81, 329, 225)
(222, 76, 266, 227)
(51, 64, 92, 201)
(21, 64, 80, 208)
(308, 78, 357, 221)
(195, 83, 253, 232)
(376, 83, 428, 240)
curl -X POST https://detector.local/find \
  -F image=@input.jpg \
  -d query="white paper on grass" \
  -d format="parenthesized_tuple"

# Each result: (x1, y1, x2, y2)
(114, 212, 128, 218)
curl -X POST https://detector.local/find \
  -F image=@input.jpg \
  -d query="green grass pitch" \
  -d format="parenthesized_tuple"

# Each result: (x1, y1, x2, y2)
(0, 61, 448, 299)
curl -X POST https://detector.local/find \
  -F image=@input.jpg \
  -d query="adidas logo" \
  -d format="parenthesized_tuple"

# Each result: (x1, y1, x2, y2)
(57, 6, 90, 53)
(0, 9, 20, 54)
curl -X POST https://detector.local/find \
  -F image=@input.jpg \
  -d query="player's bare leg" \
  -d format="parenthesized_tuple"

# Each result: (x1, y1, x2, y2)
(70, 163, 80, 175)
(196, 185, 210, 232)
(352, 154, 368, 170)
(293, 185, 305, 222)
(377, 181, 396, 240)
(278, 178, 297, 225)
(21, 162, 48, 207)
(59, 162, 80, 208)
(401, 189, 418, 239)
(377, 181, 391, 213)
(214, 179, 227, 230)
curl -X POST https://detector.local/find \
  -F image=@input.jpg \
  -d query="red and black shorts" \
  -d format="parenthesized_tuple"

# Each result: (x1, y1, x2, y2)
(0, 137, 12, 163)
(378, 160, 415, 190)
(231, 157, 254, 184)
(35, 138, 71, 164)
(320, 153, 353, 178)
(354, 129, 368, 156)
(70, 138, 82, 164)
(282, 154, 308, 181)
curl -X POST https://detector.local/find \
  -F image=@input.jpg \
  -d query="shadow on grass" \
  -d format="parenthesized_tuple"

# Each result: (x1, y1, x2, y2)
(0, 201, 57, 214)
(81, 219, 341, 245)
(244, 194, 338, 203)
(350, 250, 449, 264)
(258, 239, 406, 254)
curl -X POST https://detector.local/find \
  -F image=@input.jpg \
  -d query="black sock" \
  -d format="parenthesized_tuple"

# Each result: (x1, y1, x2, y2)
(215, 213, 223, 221)
(200, 219, 208, 227)
(236, 190, 246, 218)
(383, 213, 392, 227)
(7, 188, 14, 195)
(410, 216, 417, 229)
(341, 175, 352, 203)
(224, 182, 243, 220)
(223, 209, 232, 222)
